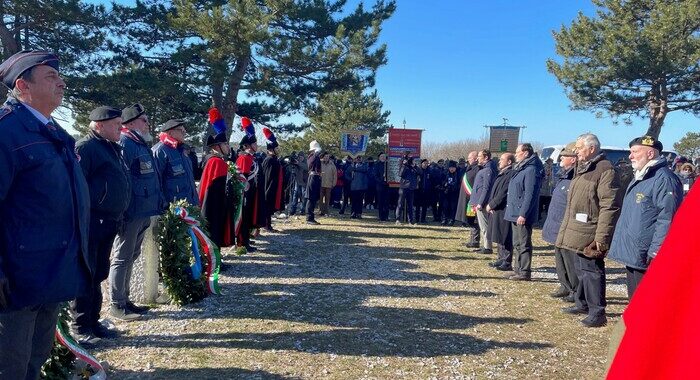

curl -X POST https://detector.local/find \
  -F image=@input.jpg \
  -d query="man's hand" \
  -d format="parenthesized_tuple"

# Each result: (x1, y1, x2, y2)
(516, 216, 526, 226)
(476, 204, 482, 211)
(0, 276, 10, 310)
(486, 204, 492, 213)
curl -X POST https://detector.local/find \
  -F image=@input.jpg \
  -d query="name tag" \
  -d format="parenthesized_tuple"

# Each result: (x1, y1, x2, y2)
(684, 184, 690, 192)
(575, 213, 588, 223)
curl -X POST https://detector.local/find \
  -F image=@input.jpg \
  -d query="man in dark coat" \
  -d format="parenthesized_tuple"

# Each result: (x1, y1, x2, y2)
(396, 157, 418, 224)
(0, 51, 92, 379)
(458, 151, 480, 245)
(72, 106, 132, 345)
(373, 153, 390, 221)
(609, 136, 683, 299)
(472, 150, 497, 253)
(415, 159, 433, 223)
(504, 143, 544, 281)
(306, 140, 323, 224)
(542, 142, 578, 301)
(441, 161, 460, 226)
(262, 129, 283, 232)
(486, 153, 516, 271)
(199, 132, 235, 247)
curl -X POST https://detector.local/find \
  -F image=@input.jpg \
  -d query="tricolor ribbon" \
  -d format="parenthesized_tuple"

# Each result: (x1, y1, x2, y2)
(55, 320, 107, 380)
(174, 207, 222, 295)
(462, 173, 476, 217)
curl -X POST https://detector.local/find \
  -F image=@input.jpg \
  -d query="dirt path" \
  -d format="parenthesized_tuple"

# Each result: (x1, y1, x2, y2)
(96, 212, 626, 379)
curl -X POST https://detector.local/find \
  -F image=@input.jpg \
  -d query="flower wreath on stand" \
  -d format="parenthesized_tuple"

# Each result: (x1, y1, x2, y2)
(156, 200, 222, 306)
(227, 161, 248, 256)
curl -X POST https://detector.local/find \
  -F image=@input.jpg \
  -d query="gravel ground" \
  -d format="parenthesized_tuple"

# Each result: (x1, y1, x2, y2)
(94, 210, 627, 379)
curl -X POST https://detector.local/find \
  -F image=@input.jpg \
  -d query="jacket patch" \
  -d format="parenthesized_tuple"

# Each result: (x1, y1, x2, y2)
(635, 193, 645, 203)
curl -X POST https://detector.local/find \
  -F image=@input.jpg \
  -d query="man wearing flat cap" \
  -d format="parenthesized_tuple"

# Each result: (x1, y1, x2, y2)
(71, 106, 131, 345)
(609, 135, 683, 299)
(0, 50, 92, 379)
(109, 103, 163, 324)
(152, 119, 198, 206)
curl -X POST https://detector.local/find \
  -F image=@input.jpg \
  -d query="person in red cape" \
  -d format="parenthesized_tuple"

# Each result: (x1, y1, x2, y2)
(607, 185, 700, 379)
(235, 117, 259, 252)
(261, 127, 284, 232)
(199, 132, 234, 247)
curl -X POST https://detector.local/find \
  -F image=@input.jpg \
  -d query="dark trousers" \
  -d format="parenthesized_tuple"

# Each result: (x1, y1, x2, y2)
(364, 186, 376, 207)
(414, 189, 431, 222)
(0, 303, 60, 380)
(625, 266, 646, 300)
(443, 192, 458, 222)
(351, 190, 365, 216)
(437, 192, 447, 221)
(376, 184, 389, 221)
(306, 176, 321, 221)
(497, 242, 513, 266)
(339, 184, 351, 214)
(574, 253, 606, 318)
(396, 188, 415, 223)
(511, 223, 533, 276)
(555, 247, 579, 295)
(71, 217, 119, 333)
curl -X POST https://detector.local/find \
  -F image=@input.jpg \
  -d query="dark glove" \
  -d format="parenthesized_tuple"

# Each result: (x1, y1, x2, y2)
(0, 274, 10, 310)
(582, 241, 607, 259)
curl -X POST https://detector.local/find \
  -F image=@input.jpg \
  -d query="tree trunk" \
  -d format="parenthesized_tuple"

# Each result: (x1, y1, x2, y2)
(645, 78, 669, 139)
(221, 46, 252, 133)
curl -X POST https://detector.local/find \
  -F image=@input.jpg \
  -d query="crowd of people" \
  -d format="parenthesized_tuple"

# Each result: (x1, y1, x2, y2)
(0, 50, 697, 379)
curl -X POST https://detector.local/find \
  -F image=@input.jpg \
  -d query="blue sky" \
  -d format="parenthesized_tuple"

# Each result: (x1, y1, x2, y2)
(373, 0, 698, 148)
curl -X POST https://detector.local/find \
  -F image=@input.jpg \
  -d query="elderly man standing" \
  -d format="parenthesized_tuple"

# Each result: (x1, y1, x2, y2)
(472, 150, 497, 254)
(504, 143, 544, 281)
(72, 106, 131, 345)
(609, 136, 683, 299)
(557, 133, 621, 328)
(486, 153, 517, 271)
(0, 51, 91, 380)
(542, 142, 578, 301)
(153, 119, 198, 206)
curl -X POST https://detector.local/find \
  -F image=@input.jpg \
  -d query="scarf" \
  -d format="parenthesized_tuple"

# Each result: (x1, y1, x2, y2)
(634, 158, 662, 181)
(159, 132, 180, 149)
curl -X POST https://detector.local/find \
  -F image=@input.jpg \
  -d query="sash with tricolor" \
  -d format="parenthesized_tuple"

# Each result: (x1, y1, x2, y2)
(461, 173, 476, 217)
(174, 207, 222, 295)
(55, 319, 107, 380)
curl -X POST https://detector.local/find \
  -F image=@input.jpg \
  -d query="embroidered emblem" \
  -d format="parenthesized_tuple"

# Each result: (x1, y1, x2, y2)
(635, 193, 645, 203)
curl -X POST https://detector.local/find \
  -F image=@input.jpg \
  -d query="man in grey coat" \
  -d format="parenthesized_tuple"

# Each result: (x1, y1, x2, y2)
(472, 150, 497, 254)
(609, 136, 683, 299)
(504, 143, 544, 281)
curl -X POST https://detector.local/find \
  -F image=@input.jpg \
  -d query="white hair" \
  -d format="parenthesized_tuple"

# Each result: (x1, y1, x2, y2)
(577, 133, 601, 152)
(89, 120, 99, 130)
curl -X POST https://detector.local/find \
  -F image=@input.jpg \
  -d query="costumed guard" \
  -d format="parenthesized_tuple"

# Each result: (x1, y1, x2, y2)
(235, 117, 260, 252)
(199, 108, 235, 248)
(262, 127, 284, 232)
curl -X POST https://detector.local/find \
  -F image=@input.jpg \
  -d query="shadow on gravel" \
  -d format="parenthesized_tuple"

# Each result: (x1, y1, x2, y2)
(115, 367, 295, 380)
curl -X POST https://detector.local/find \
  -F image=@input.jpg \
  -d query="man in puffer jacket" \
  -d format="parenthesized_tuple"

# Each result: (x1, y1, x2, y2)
(557, 133, 621, 328)
(609, 136, 682, 300)
(542, 142, 578, 301)
(504, 143, 544, 281)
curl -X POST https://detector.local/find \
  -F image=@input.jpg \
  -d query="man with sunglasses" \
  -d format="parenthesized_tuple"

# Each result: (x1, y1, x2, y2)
(108, 104, 164, 324)
(152, 119, 198, 207)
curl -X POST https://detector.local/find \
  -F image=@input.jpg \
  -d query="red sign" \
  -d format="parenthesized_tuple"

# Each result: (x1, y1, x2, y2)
(387, 128, 423, 186)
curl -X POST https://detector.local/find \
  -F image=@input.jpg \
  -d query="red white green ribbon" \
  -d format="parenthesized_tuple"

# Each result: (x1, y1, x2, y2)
(462, 173, 476, 217)
(55, 321, 106, 380)
(174, 207, 222, 295)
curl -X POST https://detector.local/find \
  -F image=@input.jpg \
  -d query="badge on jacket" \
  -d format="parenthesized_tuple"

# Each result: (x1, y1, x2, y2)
(635, 193, 645, 203)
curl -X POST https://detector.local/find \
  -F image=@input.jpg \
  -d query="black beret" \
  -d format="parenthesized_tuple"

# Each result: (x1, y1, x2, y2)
(266, 141, 279, 150)
(0, 50, 59, 90)
(239, 134, 257, 148)
(159, 119, 185, 132)
(122, 103, 146, 124)
(89, 106, 121, 122)
(629, 135, 663, 151)
(206, 132, 228, 147)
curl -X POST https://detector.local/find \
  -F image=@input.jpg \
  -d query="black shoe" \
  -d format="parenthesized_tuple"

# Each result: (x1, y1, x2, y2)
(464, 242, 479, 248)
(550, 288, 570, 298)
(73, 331, 101, 348)
(480, 248, 494, 255)
(562, 294, 575, 303)
(562, 306, 589, 315)
(126, 301, 150, 315)
(109, 305, 141, 321)
(440, 221, 447, 226)
(93, 322, 119, 339)
(448, 221, 455, 226)
(496, 264, 513, 271)
(488, 261, 503, 267)
(306, 220, 320, 225)
(581, 315, 607, 328)
(339, 210, 345, 215)
(245, 245, 257, 252)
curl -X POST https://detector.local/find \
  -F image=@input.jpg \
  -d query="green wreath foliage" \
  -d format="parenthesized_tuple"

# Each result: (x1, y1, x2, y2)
(156, 200, 210, 306)
(40, 304, 75, 379)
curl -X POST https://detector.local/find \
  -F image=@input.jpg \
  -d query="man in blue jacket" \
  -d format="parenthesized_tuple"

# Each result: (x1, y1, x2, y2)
(609, 136, 683, 299)
(472, 150, 497, 254)
(505, 143, 544, 281)
(109, 104, 164, 323)
(0, 51, 91, 379)
(153, 119, 198, 207)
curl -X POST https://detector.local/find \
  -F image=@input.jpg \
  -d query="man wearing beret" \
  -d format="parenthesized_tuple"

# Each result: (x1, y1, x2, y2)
(609, 135, 683, 299)
(152, 119, 199, 206)
(71, 106, 131, 345)
(0, 51, 91, 379)
(109, 104, 163, 323)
